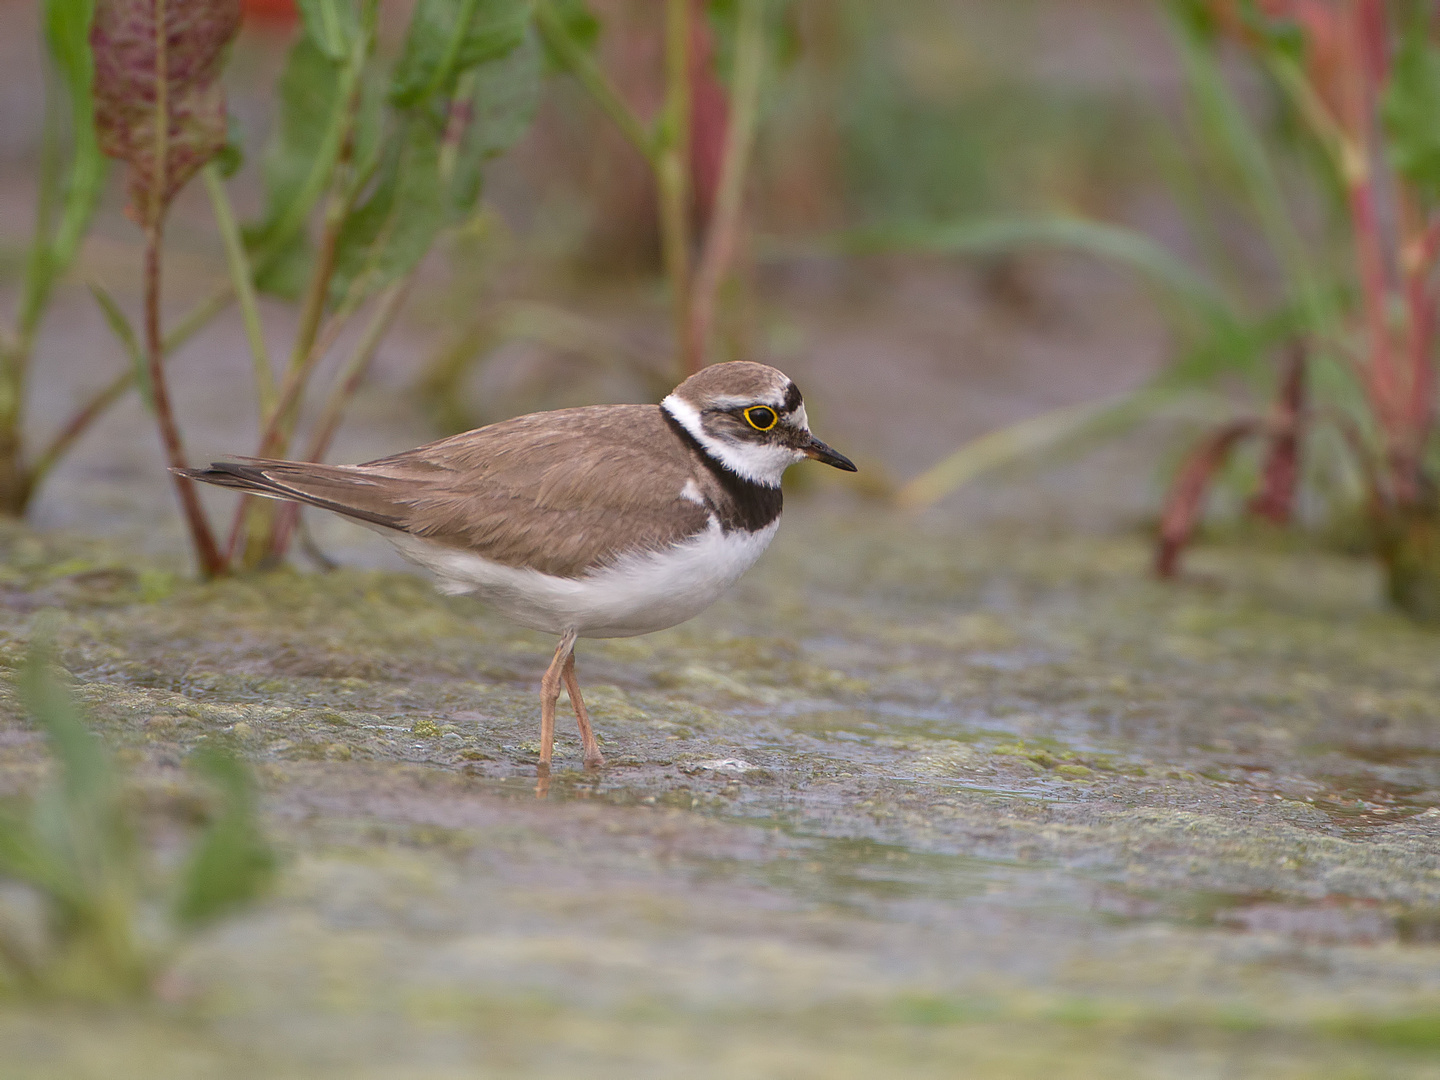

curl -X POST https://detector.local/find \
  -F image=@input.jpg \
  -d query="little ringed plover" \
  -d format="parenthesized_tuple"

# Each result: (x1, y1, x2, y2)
(180, 361, 856, 772)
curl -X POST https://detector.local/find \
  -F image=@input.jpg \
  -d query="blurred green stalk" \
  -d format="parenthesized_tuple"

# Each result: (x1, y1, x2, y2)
(204, 162, 276, 416)
(687, 0, 765, 370)
(537, 0, 768, 378)
(0, 0, 105, 517)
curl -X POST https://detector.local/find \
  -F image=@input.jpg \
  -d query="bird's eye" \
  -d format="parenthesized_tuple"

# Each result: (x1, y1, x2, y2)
(744, 406, 778, 431)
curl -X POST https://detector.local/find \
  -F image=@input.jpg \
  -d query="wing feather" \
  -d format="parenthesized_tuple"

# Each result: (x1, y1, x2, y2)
(183, 405, 713, 578)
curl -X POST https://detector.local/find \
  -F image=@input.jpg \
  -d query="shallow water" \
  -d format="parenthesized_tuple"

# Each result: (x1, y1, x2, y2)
(3, 506, 1440, 1078)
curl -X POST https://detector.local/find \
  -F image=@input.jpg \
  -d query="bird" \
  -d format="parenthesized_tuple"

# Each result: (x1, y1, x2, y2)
(180, 361, 856, 774)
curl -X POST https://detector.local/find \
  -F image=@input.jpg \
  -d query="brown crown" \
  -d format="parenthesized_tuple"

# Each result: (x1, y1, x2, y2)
(669, 362, 798, 409)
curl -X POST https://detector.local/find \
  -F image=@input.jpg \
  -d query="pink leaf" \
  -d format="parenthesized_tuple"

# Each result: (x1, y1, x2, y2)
(91, 0, 243, 223)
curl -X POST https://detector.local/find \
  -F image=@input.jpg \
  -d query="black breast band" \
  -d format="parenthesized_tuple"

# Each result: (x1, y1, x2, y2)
(661, 408, 783, 534)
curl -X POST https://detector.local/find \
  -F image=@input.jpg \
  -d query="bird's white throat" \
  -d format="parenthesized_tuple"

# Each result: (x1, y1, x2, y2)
(661, 395, 804, 487)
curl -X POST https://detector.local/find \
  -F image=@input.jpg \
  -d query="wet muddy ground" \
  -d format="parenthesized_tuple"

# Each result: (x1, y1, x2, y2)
(2, 4, 1438, 1064)
(3, 499, 1440, 1078)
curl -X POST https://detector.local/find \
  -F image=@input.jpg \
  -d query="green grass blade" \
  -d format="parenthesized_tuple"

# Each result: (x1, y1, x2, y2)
(17, 637, 132, 923)
(0, 809, 55, 889)
(19, 642, 112, 807)
(297, 0, 360, 61)
(895, 387, 1176, 509)
(1167, 9, 1336, 337)
(173, 745, 274, 927)
(841, 216, 1230, 320)
(87, 283, 152, 414)
(390, 0, 530, 108)
(42, 0, 106, 271)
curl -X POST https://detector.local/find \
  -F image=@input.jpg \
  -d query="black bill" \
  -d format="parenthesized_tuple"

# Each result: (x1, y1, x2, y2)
(802, 436, 858, 472)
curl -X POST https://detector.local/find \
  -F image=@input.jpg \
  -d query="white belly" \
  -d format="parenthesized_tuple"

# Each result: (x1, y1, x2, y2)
(386, 517, 780, 638)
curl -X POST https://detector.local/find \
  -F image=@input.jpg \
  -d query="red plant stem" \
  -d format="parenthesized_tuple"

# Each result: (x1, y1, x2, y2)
(1344, 0, 1433, 506)
(303, 283, 410, 466)
(221, 299, 358, 561)
(1347, 177, 1401, 439)
(267, 206, 346, 457)
(1356, 0, 1388, 89)
(1401, 212, 1440, 476)
(147, 222, 224, 578)
(225, 53, 367, 564)
(145, 0, 224, 577)
(1155, 420, 1260, 578)
(1326, 403, 1387, 509)
(686, 0, 763, 370)
(1248, 342, 1306, 525)
(25, 253, 231, 503)
(1333, 0, 1398, 443)
(1385, 219, 1430, 506)
(267, 278, 411, 559)
(688, 6, 727, 229)
(1403, 233, 1436, 446)
(1411, 313, 1437, 453)
(28, 367, 134, 487)
(659, 0, 695, 378)
(1415, 217, 1440, 271)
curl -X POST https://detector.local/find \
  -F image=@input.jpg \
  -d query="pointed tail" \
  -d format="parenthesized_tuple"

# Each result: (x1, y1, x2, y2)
(176, 459, 405, 531)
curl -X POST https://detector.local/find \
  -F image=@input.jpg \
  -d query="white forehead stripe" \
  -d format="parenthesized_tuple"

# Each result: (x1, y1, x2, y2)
(706, 392, 786, 410)
(662, 394, 802, 488)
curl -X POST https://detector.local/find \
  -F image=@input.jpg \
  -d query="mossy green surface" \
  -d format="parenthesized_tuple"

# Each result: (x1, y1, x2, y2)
(3, 511, 1440, 1077)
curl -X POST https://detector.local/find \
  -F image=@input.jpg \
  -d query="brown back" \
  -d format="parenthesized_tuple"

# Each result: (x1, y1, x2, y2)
(193, 405, 717, 578)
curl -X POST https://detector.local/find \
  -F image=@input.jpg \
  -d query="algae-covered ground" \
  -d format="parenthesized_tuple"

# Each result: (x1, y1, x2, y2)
(3, 506, 1440, 1079)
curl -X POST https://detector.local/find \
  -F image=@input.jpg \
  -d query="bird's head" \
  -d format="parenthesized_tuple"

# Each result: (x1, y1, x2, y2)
(661, 362, 857, 487)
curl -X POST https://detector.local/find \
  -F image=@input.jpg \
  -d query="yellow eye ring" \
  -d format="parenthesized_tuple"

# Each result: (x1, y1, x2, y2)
(744, 406, 778, 431)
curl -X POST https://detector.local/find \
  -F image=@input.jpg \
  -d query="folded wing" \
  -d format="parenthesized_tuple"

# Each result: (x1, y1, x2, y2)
(180, 405, 712, 578)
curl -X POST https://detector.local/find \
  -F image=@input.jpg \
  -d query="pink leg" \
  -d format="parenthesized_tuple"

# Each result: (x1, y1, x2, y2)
(537, 630, 576, 771)
(562, 650, 605, 768)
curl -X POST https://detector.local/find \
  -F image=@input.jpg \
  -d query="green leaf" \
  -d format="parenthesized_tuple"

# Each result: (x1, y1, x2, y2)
(538, 0, 599, 69)
(1384, 23, 1440, 197)
(245, 37, 347, 297)
(87, 283, 151, 414)
(18, 636, 133, 919)
(251, 234, 311, 300)
(246, 31, 380, 299)
(173, 744, 274, 926)
(1234, 2, 1306, 61)
(390, 0, 530, 108)
(297, 0, 360, 62)
(329, 115, 447, 306)
(215, 113, 245, 179)
(1162, 301, 1313, 390)
(705, 0, 797, 82)
(20, 642, 113, 810)
(43, 0, 107, 269)
(0, 809, 51, 889)
(1168, 0, 1218, 41)
(0, 800, 74, 914)
(447, 25, 542, 214)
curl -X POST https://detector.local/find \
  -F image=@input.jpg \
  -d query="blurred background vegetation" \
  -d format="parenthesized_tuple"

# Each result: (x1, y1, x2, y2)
(5, 0, 1440, 1062)
(0, 0, 1171, 496)
(0, 0, 1437, 607)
